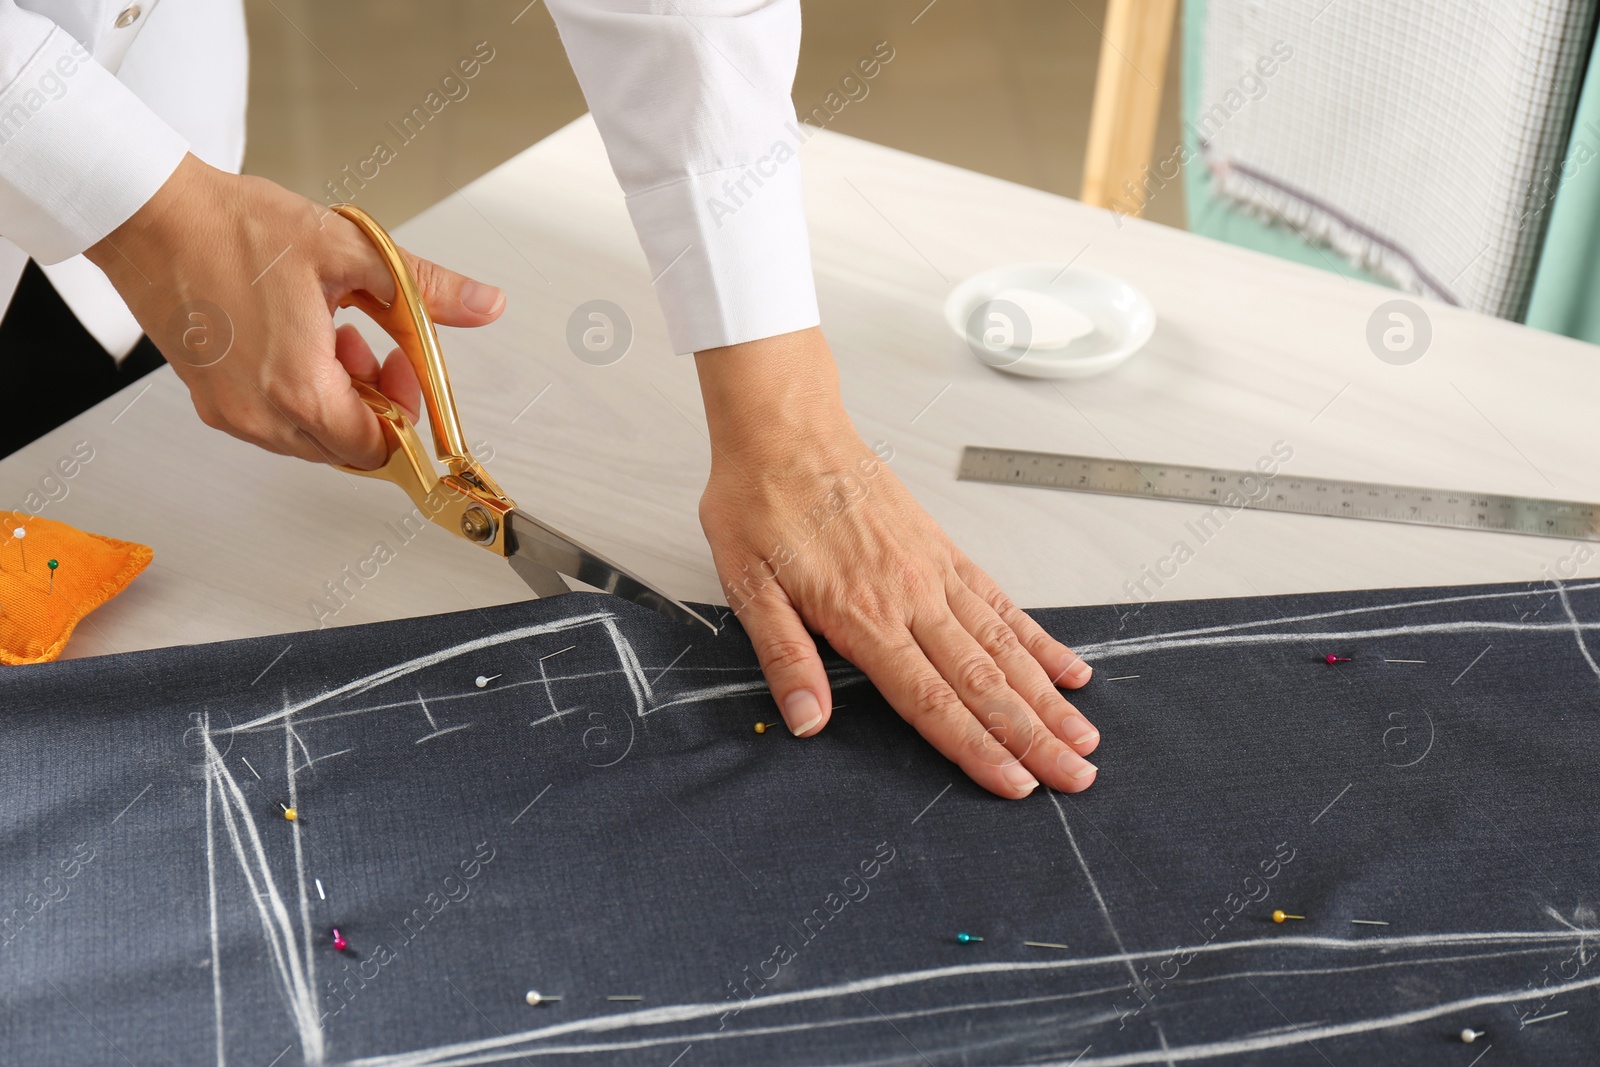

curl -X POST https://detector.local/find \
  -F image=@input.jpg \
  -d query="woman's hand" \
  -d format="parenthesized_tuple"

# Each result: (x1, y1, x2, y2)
(85, 153, 506, 469)
(695, 327, 1098, 799)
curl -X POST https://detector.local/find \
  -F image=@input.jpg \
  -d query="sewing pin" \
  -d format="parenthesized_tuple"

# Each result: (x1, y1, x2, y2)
(475, 674, 501, 689)
(525, 991, 561, 1006)
(1460, 1029, 1484, 1044)
(331, 928, 348, 952)
(606, 995, 643, 1001)
(754, 722, 773, 734)
(1271, 910, 1304, 924)
(1351, 919, 1389, 926)
(956, 932, 984, 943)
(47, 559, 57, 592)
(1323, 654, 1350, 665)
(12, 527, 25, 572)
(279, 802, 298, 822)
(1024, 941, 1070, 950)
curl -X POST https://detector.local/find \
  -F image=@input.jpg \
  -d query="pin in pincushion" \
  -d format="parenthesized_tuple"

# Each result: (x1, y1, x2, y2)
(0, 512, 152, 665)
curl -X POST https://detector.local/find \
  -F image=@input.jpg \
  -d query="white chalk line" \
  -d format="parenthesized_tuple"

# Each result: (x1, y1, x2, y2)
(1074, 619, 1600, 663)
(390, 948, 1600, 1067)
(286, 715, 317, 1048)
(336, 927, 1598, 1067)
(359, 992, 1127, 1067)
(1552, 578, 1600, 683)
(1077, 581, 1600, 657)
(1039, 970, 1600, 1065)
(204, 726, 226, 1067)
(1049, 792, 1141, 995)
(203, 732, 323, 1063)
(226, 613, 622, 733)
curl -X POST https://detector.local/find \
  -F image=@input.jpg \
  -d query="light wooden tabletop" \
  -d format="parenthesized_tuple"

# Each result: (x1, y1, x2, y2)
(7, 116, 1598, 661)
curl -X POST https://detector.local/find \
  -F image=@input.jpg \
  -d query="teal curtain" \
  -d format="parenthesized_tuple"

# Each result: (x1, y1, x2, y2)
(1181, 0, 1600, 343)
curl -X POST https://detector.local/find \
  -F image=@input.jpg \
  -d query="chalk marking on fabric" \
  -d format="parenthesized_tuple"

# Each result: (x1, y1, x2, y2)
(203, 730, 323, 1062)
(510, 784, 553, 825)
(1551, 577, 1600, 682)
(1310, 783, 1352, 825)
(230, 662, 864, 736)
(911, 783, 952, 824)
(665, 1045, 693, 1067)
(334, 937, 1600, 1067)
(1466, 1044, 1493, 1067)
(541, 645, 576, 661)
(1152, 1019, 1177, 1067)
(203, 725, 226, 1067)
(266, 1044, 294, 1067)
(607, 996, 644, 1001)
(228, 613, 623, 733)
(1075, 580, 1600, 659)
(286, 712, 318, 1037)
(1105, 675, 1140, 681)
(1047, 790, 1142, 995)
(251, 643, 294, 687)
(111, 782, 152, 824)
(1080, 621, 1600, 664)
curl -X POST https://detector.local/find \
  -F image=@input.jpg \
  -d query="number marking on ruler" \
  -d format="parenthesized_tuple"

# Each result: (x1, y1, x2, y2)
(957, 447, 1600, 542)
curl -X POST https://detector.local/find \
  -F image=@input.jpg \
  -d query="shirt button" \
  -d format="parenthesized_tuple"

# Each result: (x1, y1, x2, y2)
(114, 5, 142, 28)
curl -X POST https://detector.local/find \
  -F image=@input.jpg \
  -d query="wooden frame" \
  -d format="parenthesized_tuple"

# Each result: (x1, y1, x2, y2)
(1080, 0, 1181, 215)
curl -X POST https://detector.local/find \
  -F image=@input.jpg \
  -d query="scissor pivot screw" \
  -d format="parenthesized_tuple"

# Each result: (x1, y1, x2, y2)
(461, 507, 496, 543)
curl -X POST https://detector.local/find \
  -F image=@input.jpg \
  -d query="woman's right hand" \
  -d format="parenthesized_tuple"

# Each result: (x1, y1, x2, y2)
(85, 153, 506, 469)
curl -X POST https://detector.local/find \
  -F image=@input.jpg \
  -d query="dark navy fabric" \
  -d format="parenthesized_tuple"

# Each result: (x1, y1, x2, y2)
(2, 579, 1598, 1066)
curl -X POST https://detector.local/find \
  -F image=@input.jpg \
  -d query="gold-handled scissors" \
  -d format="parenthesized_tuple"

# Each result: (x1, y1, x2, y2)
(330, 203, 716, 632)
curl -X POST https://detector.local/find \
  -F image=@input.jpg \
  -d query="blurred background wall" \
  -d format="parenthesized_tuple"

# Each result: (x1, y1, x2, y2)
(242, 0, 1186, 230)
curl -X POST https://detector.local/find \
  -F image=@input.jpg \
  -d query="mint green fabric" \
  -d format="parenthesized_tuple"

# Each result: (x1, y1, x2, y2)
(1526, 42, 1600, 343)
(1182, 0, 1600, 341)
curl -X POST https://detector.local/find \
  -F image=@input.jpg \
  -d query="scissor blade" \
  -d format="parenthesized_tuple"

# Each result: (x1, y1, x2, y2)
(504, 509, 718, 632)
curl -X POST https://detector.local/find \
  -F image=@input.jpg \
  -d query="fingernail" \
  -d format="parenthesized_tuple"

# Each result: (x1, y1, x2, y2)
(785, 691, 822, 736)
(1060, 655, 1092, 683)
(461, 280, 504, 315)
(1069, 725, 1100, 746)
(1002, 760, 1038, 795)
(1058, 753, 1098, 781)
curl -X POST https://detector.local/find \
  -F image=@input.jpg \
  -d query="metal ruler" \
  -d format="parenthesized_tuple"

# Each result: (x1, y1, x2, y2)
(957, 446, 1600, 542)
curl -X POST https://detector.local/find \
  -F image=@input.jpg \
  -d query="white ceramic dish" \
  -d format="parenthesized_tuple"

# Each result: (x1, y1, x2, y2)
(944, 263, 1157, 379)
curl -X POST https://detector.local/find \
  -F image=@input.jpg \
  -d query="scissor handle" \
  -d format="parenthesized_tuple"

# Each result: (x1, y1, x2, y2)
(331, 203, 476, 472)
(339, 379, 516, 555)
(331, 205, 517, 553)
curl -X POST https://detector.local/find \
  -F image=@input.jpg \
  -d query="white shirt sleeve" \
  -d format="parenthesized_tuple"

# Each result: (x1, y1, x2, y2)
(544, 0, 820, 355)
(0, 2, 189, 264)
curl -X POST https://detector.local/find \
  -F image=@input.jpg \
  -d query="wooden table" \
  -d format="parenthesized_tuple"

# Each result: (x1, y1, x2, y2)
(7, 115, 1598, 660)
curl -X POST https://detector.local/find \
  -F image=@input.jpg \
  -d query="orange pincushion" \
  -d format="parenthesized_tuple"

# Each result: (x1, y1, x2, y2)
(0, 511, 152, 666)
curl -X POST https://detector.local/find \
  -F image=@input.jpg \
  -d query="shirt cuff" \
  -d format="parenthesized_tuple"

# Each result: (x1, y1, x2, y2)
(0, 26, 189, 264)
(626, 153, 821, 356)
